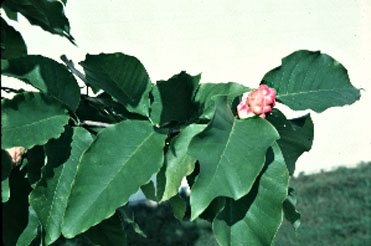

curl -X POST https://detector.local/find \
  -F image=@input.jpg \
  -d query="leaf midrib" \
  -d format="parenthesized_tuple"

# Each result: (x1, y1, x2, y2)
(277, 87, 355, 98)
(3, 114, 67, 131)
(67, 130, 157, 230)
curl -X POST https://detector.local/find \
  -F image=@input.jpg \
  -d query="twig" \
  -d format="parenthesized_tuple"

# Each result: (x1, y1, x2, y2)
(60, 55, 90, 91)
(80, 120, 112, 128)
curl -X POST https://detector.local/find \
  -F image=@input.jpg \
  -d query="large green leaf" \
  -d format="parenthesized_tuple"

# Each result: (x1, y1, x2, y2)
(193, 82, 252, 120)
(267, 109, 314, 175)
(188, 97, 279, 220)
(1, 55, 81, 111)
(2, 178, 10, 203)
(17, 206, 40, 246)
(80, 53, 152, 116)
(1, 92, 70, 149)
(2, 168, 32, 246)
(83, 212, 126, 246)
(1, 17, 27, 59)
(283, 187, 301, 231)
(29, 127, 95, 245)
(212, 142, 289, 246)
(262, 50, 361, 112)
(62, 120, 166, 238)
(150, 72, 200, 126)
(160, 124, 206, 202)
(1, 149, 12, 181)
(2, 0, 75, 44)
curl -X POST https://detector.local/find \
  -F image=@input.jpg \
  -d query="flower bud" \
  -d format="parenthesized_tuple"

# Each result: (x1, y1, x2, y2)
(237, 84, 276, 119)
(5, 146, 26, 166)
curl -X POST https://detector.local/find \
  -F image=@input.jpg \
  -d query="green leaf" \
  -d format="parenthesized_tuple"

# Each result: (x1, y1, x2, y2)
(212, 142, 290, 246)
(193, 82, 252, 120)
(80, 53, 152, 116)
(267, 109, 314, 175)
(188, 97, 279, 220)
(150, 72, 200, 126)
(2, 168, 32, 246)
(83, 212, 126, 246)
(161, 124, 206, 202)
(26, 145, 45, 186)
(2, 0, 75, 44)
(29, 127, 95, 245)
(62, 120, 166, 238)
(1, 17, 27, 59)
(1, 55, 81, 111)
(283, 187, 301, 231)
(169, 195, 187, 221)
(2, 178, 10, 203)
(141, 180, 158, 202)
(262, 50, 361, 112)
(1, 92, 69, 149)
(2, 149, 12, 181)
(17, 206, 40, 246)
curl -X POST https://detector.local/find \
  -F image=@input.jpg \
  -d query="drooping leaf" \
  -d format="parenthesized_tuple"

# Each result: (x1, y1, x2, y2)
(2, 149, 12, 181)
(25, 145, 45, 186)
(83, 212, 126, 246)
(283, 187, 301, 230)
(212, 142, 290, 246)
(262, 50, 361, 112)
(79, 53, 152, 116)
(169, 195, 187, 221)
(17, 206, 40, 246)
(188, 96, 279, 220)
(150, 72, 200, 126)
(1, 92, 69, 149)
(29, 127, 95, 245)
(267, 109, 314, 174)
(1, 17, 27, 59)
(2, 168, 32, 246)
(1, 55, 81, 111)
(2, 0, 75, 44)
(62, 120, 166, 238)
(160, 124, 206, 202)
(193, 82, 252, 120)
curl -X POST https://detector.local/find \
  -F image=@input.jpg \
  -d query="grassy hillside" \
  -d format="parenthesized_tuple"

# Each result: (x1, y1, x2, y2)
(127, 162, 371, 246)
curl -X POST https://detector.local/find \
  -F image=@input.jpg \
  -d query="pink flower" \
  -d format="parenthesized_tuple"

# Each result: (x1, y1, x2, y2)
(237, 84, 276, 119)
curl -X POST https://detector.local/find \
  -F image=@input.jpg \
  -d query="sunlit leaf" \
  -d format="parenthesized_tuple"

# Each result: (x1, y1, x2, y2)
(1, 92, 69, 149)
(29, 127, 95, 245)
(262, 50, 360, 112)
(188, 96, 279, 220)
(62, 120, 166, 238)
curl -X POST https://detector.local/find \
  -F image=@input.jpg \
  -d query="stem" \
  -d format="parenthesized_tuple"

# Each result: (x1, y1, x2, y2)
(80, 120, 112, 128)
(60, 55, 90, 91)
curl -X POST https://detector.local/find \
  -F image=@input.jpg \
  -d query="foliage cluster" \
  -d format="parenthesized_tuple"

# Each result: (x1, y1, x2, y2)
(1, 1, 361, 245)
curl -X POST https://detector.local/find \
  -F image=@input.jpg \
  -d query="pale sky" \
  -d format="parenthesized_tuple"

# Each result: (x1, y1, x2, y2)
(2, 0, 371, 175)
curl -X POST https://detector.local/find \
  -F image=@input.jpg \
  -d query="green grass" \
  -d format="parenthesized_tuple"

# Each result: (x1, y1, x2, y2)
(127, 162, 371, 246)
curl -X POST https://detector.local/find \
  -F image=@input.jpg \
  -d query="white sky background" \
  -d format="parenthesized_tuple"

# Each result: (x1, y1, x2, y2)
(2, 0, 371, 175)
